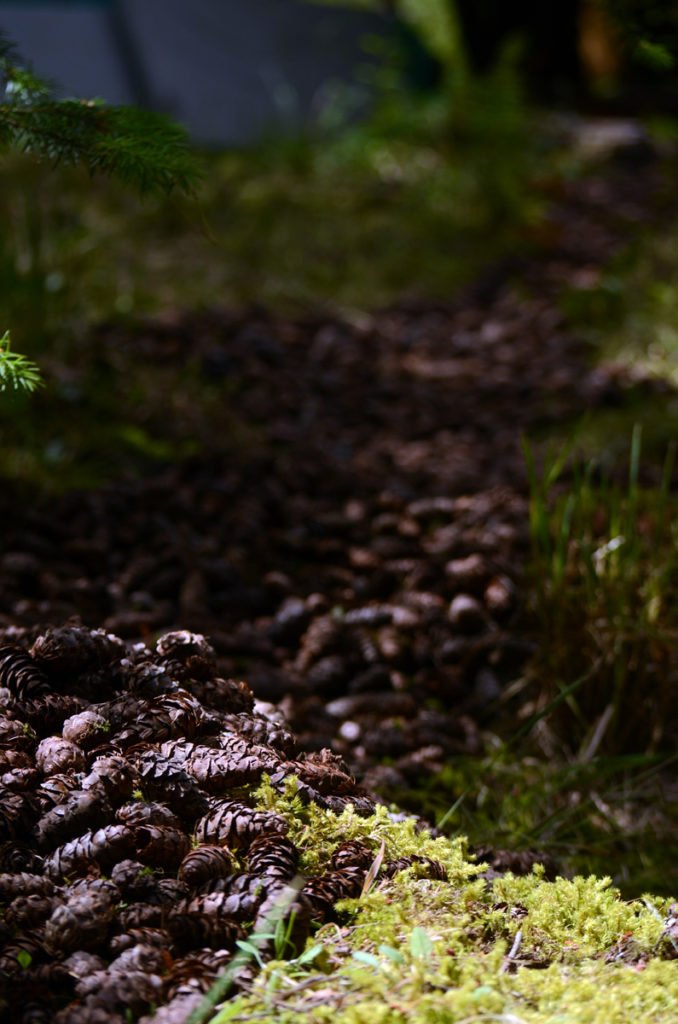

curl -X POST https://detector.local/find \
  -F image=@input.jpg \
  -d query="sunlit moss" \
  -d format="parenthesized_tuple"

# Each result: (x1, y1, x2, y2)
(513, 960, 678, 1024)
(220, 787, 677, 1024)
(254, 776, 474, 879)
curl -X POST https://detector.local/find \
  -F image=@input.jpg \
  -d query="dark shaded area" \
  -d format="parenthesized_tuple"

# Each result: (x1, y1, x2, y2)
(453, 0, 678, 111)
(455, 0, 582, 103)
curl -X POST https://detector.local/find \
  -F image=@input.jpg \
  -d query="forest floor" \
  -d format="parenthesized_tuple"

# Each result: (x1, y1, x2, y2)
(1, 138, 677, 896)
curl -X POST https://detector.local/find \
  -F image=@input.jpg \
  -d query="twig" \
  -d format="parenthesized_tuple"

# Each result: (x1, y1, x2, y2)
(500, 929, 523, 974)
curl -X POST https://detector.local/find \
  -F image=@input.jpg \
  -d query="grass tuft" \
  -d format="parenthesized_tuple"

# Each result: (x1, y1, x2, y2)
(522, 430, 677, 759)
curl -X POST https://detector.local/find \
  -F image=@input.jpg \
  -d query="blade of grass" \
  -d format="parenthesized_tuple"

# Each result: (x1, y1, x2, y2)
(579, 703, 615, 763)
(188, 877, 304, 1024)
(361, 840, 386, 896)
(629, 422, 642, 500)
(655, 440, 677, 552)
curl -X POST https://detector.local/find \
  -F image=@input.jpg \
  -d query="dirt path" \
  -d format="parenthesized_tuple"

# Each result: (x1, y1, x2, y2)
(0, 154, 672, 800)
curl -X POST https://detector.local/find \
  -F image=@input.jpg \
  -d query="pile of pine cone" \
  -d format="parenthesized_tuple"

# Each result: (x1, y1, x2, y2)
(0, 625, 445, 1023)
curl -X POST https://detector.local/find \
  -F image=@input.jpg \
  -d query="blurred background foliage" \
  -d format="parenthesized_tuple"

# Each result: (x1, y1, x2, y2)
(3, 0, 678, 359)
(1, 12, 676, 492)
(3, 0, 678, 356)
(0, 12, 544, 487)
(0, 57, 537, 349)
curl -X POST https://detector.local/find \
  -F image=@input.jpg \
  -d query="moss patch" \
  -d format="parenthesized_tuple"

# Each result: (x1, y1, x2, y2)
(208, 786, 678, 1024)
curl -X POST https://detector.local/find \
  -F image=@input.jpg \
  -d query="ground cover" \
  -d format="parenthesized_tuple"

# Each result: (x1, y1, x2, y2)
(1, 141, 676, 886)
(0, 88, 677, 1019)
(196, 789, 678, 1024)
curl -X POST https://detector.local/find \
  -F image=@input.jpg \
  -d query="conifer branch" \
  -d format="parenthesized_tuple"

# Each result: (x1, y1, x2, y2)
(0, 30, 201, 400)
(0, 30, 199, 194)
(0, 331, 43, 393)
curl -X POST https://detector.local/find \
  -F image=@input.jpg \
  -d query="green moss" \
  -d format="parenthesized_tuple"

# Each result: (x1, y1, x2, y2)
(513, 960, 678, 1024)
(492, 873, 664, 956)
(253, 778, 474, 879)
(212, 791, 677, 1024)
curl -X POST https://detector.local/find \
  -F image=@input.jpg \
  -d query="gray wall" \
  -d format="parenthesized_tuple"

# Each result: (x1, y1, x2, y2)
(0, 0, 389, 145)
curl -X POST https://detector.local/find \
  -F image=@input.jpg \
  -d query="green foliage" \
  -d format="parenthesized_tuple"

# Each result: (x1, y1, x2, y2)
(0, 330, 42, 392)
(562, 220, 678, 395)
(0, 31, 198, 194)
(0, 29, 199, 403)
(255, 777, 471, 879)
(426, 751, 678, 896)
(523, 429, 677, 759)
(636, 40, 676, 72)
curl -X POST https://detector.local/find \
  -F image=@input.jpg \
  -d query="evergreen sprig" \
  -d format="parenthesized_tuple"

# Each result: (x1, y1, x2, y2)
(0, 30, 201, 398)
(0, 331, 43, 392)
(0, 30, 199, 194)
